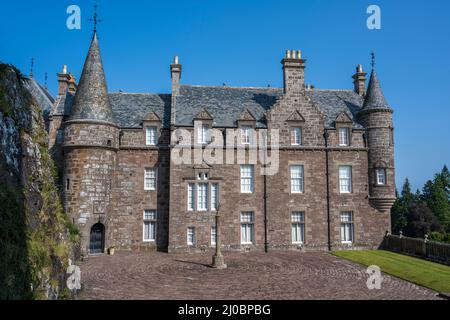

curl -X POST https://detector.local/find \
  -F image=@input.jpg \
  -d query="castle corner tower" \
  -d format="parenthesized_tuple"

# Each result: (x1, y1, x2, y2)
(358, 68, 396, 213)
(63, 32, 119, 256)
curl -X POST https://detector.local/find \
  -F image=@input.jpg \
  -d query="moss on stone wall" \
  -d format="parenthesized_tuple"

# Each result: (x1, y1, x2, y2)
(0, 63, 79, 300)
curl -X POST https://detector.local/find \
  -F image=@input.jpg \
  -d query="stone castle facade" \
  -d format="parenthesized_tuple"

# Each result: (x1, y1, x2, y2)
(46, 33, 396, 256)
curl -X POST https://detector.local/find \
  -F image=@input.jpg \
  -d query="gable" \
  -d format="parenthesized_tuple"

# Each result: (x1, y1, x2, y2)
(335, 111, 352, 123)
(143, 111, 161, 122)
(238, 109, 256, 121)
(194, 108, 213, 120)
(286, 110, 306, 122)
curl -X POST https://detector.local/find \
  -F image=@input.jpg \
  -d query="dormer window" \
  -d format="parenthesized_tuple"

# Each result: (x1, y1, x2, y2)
(338, 127, 350, 146)
(199, 124, 209, 144)
(240, 126, 253, 145)
(146, 127, 157, 146)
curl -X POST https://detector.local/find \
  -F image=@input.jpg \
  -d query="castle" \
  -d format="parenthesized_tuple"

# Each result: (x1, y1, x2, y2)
(41, 32, 396, 256)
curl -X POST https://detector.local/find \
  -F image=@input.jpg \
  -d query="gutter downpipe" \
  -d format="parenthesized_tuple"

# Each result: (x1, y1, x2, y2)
(324, 130, 332, 251)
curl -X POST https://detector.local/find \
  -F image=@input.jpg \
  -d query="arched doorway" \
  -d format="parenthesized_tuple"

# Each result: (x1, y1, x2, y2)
(89, 223, 105, 254)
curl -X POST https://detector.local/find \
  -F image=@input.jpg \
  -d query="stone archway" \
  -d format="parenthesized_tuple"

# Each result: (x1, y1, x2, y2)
(89, 223, 105, 254)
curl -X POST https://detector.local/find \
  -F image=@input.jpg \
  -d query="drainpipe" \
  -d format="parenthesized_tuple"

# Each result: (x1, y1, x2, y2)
(323, 130, 332, 251)
(264, 169, 268, 253)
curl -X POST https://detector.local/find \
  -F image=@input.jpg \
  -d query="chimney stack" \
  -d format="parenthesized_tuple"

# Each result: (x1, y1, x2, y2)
(170, 55, 182, 96)
(281, 49, 306, 94)
(352, 64, 367, 96)
(57, 65, 72, 96)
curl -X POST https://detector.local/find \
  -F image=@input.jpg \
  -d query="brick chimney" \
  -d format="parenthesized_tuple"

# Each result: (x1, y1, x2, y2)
(281, 50, 306, 94)
(352, 64, 367, 96)
(57, 65, 71, 96)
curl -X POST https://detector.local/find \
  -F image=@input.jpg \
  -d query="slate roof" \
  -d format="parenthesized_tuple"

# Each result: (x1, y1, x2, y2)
(70, 32, 115, 123)
(361, 70, 391, 112)
(51, 86, 365, 129)
(173, 85, 365, 129)
(24, 78, 54, 114)
(108, 93, 171, 128)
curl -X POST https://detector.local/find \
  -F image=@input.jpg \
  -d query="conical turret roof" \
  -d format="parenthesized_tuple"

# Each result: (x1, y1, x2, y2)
(361, 69, 391, 112)
(70, 32, 115, 123)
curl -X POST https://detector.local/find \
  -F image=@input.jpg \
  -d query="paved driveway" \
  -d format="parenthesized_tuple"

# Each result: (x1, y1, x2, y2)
(78, 251, 440, 300)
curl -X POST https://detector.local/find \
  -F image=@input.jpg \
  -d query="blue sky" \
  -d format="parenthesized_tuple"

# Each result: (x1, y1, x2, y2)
(1, 0, 449, 191)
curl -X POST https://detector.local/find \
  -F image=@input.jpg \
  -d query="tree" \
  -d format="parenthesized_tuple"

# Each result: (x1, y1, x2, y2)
(422, 170, 450, 232)
(405, 203, 443, 238)
(391, 179, 414, 234)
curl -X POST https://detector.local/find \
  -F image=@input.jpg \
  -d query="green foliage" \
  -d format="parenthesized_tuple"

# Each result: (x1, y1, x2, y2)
(392, 165, 450, 241)
(0, 183, 32, 299)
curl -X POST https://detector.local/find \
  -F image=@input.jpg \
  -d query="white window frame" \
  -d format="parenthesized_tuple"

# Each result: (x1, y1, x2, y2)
(340, 212, 354, 244)
(338, 127, 350, 146)
(211, 183, 219, 211)
(291, 212, 305, 244)
(145, 126, 158, 146)
(240, 212, 255, 245)
(240, 126, 253, 145)
(143, 210, 157, 242)
(187, 183, 195, 211)
(197, 183, 208, 211)
(240, 165, 254, 194)
(290, 165, 304, 194)
(376, 168, 387, 185)
(198, 124, 209, 144)
(291, 127, 302, 146)
(339, 166, 352, 194)
(144, 168, 157, 191)
(211, 226, 217, 246)
(187, 227, 196, 246)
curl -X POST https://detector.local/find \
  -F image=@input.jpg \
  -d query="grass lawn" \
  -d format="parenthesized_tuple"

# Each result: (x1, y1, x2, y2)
(332, 250, 450, 293)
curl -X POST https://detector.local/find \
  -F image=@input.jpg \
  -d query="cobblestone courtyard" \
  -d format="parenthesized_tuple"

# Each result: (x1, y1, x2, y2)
(79, 251, 440, 300)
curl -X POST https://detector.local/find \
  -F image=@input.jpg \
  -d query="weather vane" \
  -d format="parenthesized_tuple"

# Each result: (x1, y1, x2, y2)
(371, 51, 376, 69)
(30, 57, 34, 78)
(89, 4, 102, 33)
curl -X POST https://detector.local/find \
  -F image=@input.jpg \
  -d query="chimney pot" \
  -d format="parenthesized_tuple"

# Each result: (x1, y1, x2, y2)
(174, 55, 179, 64)
(62, 65, 68, 74)
(292, 50, 297, 59)
(286, 50, 291, 59)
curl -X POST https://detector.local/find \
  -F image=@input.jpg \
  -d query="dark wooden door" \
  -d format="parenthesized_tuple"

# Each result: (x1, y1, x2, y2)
(89, 224, 104, 254)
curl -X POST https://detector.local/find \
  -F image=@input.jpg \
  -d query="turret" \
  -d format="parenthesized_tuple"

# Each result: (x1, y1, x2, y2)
(358, 68, 396, 212)
(63, 31, 118, 256)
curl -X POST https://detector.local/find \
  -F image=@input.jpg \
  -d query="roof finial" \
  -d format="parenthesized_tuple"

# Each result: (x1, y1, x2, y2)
(30, 57, 34, 78)
(371, 51, 376, 69)
(89, 4, 102, 34)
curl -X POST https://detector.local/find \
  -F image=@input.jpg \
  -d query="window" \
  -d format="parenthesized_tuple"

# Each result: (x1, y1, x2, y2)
(291, 212, 305, 244)
(146, 127, 157, 146)
(198, 124, 209, 144)
(211, 226, 217, 246)
(66, 179, 70, 191)
(240, 126, 253, 145)
(56, 129, 64, 144)
(187, 227, 195, 246)
(187, 183, 195, 211)
(291, 127, 302, 146)
(340, 212, 354, 243)
(240, 165, 254, 193)
(144, 168, 156, 191)
(143, 210, 157, 242)
(376, 168, 386, 185)
(291, 165, 304, 193)
(211, 183, 219, 211)
(338, 127, 350, 146)
(197, 183, 208, 211)
(241, 212, 255, 244)
(339, 166, 352, 193)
